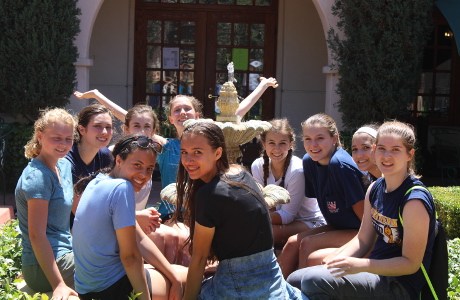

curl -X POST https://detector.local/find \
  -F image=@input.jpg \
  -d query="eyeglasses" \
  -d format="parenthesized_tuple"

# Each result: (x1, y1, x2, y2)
(119, 136, 163, 154)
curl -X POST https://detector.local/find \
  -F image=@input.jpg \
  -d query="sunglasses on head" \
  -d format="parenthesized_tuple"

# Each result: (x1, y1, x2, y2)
(120, 136, 163, 154)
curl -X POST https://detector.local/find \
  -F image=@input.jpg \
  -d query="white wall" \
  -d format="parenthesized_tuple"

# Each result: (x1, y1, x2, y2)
(277, 0, 328, 155)
(88, 0, 135, 109)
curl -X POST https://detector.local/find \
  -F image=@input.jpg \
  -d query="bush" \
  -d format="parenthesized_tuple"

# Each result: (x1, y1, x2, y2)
(447, 238, 460, 299)
(2, 123, 34, 192)
(429, 186, 460, 239)
(327, 0, 433, 130)
(0, 0, 81, 120)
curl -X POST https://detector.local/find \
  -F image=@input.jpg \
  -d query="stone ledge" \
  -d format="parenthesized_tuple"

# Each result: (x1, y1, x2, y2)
(0, 205, 14, 224)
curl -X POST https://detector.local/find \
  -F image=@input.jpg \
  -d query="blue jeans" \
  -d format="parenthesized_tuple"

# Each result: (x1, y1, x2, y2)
(199, 249, 306, 299)
(287, 265, 410, 300)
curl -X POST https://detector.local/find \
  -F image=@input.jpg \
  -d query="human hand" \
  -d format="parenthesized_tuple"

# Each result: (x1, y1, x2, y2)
(51, 283, 78, 300)
(168, 280, 183, 300)
(136, 209, 160, 234)
(260, 77, 278, 89)
(74, 89, 99, 100)
(145, 207, 161, 229)
(326, 256, 367, 278)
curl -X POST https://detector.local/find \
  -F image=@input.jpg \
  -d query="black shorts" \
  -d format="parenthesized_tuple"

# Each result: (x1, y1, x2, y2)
(79, 269, 152, 300)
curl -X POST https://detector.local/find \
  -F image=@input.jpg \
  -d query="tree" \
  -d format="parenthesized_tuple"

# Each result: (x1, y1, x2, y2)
(327, 0, 433, 130)
(0, 0, 80, 120)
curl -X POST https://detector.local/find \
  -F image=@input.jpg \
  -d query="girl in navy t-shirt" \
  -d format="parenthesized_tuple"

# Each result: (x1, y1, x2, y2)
(289, 121, 436, 300)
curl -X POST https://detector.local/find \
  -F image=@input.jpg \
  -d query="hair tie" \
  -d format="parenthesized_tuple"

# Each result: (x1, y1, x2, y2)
(355, 126, 377, 138)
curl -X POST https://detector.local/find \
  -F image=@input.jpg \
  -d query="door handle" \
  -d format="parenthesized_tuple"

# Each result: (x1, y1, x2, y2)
(208, 94, 218, 99)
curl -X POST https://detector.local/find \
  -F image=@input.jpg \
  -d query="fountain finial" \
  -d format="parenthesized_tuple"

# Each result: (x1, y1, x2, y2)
(227, 62, 237, 83)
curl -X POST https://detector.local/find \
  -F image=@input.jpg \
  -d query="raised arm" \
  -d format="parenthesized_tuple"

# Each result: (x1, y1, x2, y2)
(74, 89, 128, 122)
(28, 199, 78, 300)
(235, 77, 278, 119)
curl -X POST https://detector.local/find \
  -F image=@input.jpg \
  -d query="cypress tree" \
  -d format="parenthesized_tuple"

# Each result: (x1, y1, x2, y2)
(327, 0, 433, 130)
(0, 0, 80, 119)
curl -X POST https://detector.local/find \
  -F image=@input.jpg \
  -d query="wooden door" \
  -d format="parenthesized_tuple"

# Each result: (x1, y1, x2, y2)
(134, 0, 278, 131)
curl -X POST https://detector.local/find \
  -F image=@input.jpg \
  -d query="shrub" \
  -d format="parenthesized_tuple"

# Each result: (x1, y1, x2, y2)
(447, 238, 460, 299)
(327, 0, 433, 130)
(2, 123, 34, 192)
(429, 186, 460, 239)
(0, 0, 81, 120)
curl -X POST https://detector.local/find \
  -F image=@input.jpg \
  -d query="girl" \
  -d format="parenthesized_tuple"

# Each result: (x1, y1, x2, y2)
(176, 122, 303, 299)
(251, 118, 325, 249)
(351, 125, 382, 182)
(288, 121, 436, 300)
(15, 108, 78, 300)
(122, 105, 180, 264)
(72, 134, 185, 300)
(65, 104, 113, 184)
(278, 113, 366, 278)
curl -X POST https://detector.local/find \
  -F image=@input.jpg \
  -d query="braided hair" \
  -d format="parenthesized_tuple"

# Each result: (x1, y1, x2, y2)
(259, 118, 295, 188)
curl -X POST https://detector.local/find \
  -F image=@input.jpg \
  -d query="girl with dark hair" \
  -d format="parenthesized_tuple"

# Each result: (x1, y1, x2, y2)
(288, 121, 436, 300)
(72, 134, 185, 300)
(351, 124, 382, 183)
(251, 119, 325, 249)
(176, 121, 304, 299)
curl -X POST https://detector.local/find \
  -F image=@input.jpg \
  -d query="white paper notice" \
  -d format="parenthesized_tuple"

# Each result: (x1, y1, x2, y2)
(163, 47, 179, 69)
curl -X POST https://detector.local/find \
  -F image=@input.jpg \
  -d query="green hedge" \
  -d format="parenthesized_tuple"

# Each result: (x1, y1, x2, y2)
(3, 123, 34, 193)
(429, 186, 460, 239)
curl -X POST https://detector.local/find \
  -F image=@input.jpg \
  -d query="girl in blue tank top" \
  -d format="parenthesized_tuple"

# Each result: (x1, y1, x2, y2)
(288, 121, 436, 300)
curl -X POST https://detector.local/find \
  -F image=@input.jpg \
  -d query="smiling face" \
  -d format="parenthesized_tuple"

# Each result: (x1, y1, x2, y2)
(168, 97, 199, 134)
(351, 133, 376, 172)
(37, 122, 74, 161)
(262, 131, 293, 165)
(180, 133, 222, 183)
(78, 113, 113, 149)
(116, 148, 156, 192)
(302, 124, 338, 166)
(125, 112, 155, 138)
(374, 133, 414, 178)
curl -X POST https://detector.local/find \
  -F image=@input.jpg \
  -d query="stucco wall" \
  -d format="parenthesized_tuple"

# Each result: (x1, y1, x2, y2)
(276, 0, 328, 155)
(88, 0, 135, 109)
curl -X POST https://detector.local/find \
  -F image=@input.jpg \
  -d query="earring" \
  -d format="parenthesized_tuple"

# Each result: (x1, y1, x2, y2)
(117, 165, 121, 168)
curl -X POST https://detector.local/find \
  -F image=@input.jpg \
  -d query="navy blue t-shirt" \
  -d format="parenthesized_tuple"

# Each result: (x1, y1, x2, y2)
(303, 148, 365, 230)
(65, 143, 113, 184)
(369, 176, 436, 300)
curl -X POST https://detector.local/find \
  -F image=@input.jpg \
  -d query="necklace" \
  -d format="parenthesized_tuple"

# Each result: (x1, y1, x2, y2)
(271, 164, 284, 181)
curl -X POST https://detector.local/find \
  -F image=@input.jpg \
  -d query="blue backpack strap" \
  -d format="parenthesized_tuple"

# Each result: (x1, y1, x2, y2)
(399, 185, 438, 300)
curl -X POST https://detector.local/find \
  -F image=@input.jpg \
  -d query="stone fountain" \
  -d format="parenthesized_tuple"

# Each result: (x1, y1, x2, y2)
(184, 62, 272, 164)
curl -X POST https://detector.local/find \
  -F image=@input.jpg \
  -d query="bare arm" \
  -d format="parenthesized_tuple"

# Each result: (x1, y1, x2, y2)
(28, 199, 78, 300)
(135, 222, 183, 299)
(326, 198, 430, 277)
(235, 77, 278, 119)
(116, 225, 150, 300)
(183, 222, 215, 300)
(74, 89, 128, 123)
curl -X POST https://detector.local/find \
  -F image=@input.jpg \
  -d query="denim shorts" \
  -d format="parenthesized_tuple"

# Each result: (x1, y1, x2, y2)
(199, 248, 307, 300)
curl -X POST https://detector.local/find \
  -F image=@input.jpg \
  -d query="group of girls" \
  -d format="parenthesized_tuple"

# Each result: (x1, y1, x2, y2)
(15, 74, 436, 299)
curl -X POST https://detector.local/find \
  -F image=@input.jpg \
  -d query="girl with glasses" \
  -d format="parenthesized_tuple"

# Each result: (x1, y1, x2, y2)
(72, 134, 186, 300)
(15, 108, 77, 300)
